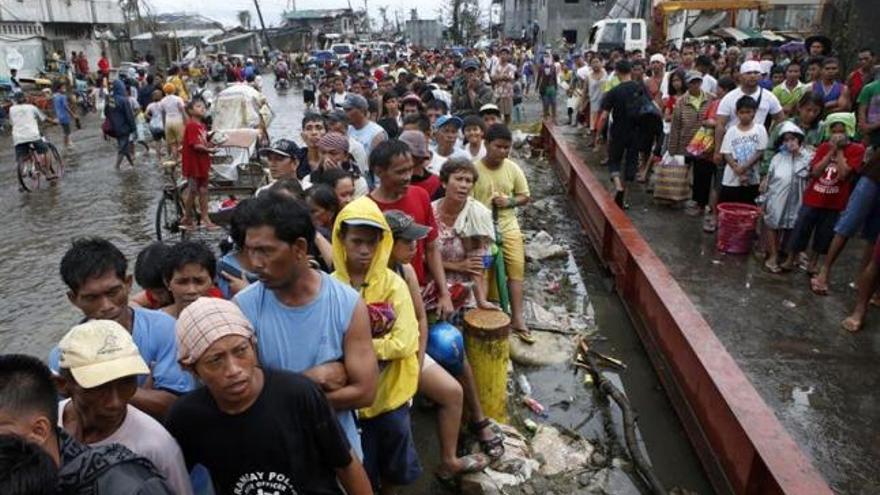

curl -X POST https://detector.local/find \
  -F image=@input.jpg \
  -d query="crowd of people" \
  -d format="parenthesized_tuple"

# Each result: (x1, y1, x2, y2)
(557, 35, 878, 332)
(2, 40, 542, 495)
(3, 27, 880, 494)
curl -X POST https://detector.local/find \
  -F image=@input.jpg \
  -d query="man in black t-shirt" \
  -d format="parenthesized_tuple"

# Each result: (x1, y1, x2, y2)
(595, 60, 646, 209)
(167, 298, 373, 495)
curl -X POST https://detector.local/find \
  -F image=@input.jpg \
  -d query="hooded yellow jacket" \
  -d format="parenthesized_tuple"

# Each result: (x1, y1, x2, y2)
(332, 197, 420, 419)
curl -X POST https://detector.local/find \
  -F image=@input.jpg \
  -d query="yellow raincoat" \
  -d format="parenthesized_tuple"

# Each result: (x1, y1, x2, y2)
(332, 197, 420, 419)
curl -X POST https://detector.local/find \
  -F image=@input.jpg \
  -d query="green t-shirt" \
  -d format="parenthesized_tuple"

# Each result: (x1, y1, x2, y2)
(858, 80, 880, 146)
(772, 81, 808, 110)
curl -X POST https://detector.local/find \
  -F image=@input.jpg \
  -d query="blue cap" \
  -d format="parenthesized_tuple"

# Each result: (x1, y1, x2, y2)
(434, 115, 463, 130)
(462, 58, 480, 71)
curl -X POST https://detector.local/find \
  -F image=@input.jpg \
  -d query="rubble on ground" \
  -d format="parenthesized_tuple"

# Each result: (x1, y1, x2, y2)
(530, 425, 594, 476)
(525, 231, 568, 261)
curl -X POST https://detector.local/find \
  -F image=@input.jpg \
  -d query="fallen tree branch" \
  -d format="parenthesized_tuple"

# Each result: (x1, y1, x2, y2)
(579, 338, 667, 495)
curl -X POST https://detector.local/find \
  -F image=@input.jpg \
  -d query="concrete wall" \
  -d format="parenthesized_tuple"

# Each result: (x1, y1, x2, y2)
(0, 39, 46, 77)
(537, 0, 608, 47)
(0, 0, 123, 25)
(501, 0, 540, 38)
(405, 20, 442, 48)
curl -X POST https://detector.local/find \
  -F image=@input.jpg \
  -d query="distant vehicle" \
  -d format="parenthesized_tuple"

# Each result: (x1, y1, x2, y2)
(356, 42, 370, 52)
(308, 50, 338, 64)
(585, 18, 647, 53)
(115, 61, 149, 80)
(370, 41, 394, 54)
(330, 43, 355, 57)
(473, 38, 495, 50)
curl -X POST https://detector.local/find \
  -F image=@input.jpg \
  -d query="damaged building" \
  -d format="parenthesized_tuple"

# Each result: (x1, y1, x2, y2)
(0, 0, 124, 77)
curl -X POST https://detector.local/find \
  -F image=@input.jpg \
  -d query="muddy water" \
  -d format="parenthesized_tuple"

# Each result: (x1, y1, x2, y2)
(0, 79, 304, 354)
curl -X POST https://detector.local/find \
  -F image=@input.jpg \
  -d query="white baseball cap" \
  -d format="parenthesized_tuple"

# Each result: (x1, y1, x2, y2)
(740, 60, 762, 74)
(58, 320, 149, 388)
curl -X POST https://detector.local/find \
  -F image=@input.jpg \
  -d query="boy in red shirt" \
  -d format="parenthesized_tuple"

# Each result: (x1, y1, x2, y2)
(784, 113, 866, 291)
(181, 99, 216, 229)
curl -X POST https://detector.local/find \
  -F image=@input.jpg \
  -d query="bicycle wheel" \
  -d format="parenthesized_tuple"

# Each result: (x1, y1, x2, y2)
(16, 155, 39, 192)
(43, 142, 64, 180)
(155, 190, 183, 241)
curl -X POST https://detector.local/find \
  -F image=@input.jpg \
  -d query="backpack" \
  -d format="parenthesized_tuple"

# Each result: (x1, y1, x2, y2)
(625, 82, 660, 122)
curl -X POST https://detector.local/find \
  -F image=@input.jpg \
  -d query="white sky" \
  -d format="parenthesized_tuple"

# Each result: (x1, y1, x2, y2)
(144, 0, 454, 28)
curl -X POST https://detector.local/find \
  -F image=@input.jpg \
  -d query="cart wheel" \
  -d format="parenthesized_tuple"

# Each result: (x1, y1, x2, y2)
(155, 191, 183, 241)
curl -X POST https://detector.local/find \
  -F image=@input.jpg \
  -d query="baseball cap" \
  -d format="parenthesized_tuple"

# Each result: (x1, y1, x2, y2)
(342, 93, 369, 111)
(260, 138, 300, 158)
(434, 115, 464, 130)
(685, 71, 703, 84)
(479, 103, 502, 116)
(177, 297, 256, 367)
(740, 60, 762, 74)
(58, 320, 150, 389)
(384, 210, 431, 241)
(649, 53, 667, 65)
(399, 130, 430, 159)
(342, 218, 387, 230)
(462, 58, 480, 71)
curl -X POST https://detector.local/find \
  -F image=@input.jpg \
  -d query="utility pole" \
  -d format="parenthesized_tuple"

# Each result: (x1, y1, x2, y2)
(253, 0, 274, 51)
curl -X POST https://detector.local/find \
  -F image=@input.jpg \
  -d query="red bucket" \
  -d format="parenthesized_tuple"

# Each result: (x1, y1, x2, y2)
(716, 202, 761, 254)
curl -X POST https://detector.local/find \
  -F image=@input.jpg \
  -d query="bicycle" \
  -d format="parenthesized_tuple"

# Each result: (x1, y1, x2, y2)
(155, 159, 185, 242)
(16, 139, 63, 192)
(154, 157, 268, 241)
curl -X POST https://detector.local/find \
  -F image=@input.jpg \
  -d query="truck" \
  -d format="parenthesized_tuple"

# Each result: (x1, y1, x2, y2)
(585, 18, 648, 53)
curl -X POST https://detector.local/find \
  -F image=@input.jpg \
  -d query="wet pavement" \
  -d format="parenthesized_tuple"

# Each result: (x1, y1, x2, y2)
(1, 80, 709, 493)
(0, 79, 303, 356)
(559, 126, 880, 494)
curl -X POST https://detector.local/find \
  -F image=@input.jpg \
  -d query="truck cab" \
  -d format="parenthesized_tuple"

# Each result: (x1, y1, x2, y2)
(586, 18, 647, 53)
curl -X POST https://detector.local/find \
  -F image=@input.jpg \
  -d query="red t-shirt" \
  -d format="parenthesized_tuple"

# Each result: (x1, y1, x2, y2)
(849, 70, 865, 102)
(803, 142, 866, 210)
(371, 186, 439, 285)
(182, 119, 211, 179)
(411, 173, 441, 199)
(98, 57, 110, 75)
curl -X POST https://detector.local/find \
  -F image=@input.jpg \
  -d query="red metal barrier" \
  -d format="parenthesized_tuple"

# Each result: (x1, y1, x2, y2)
(541, 123, 832, 495)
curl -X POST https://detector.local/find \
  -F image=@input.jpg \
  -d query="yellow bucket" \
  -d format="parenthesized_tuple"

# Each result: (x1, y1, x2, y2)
(463, 308, 511, 424)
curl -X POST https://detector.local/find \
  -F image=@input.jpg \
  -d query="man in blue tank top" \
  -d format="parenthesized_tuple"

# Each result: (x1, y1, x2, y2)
(234, 192, 379, 458)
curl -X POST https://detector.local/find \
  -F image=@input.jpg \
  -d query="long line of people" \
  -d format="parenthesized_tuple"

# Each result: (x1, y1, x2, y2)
(0, 62, 533, 492)
(585, 37, 878, 333)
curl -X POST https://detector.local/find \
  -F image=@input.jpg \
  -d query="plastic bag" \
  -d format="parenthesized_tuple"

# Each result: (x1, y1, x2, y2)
(686, 126, 714, 157)
(653, 153, 690, 202)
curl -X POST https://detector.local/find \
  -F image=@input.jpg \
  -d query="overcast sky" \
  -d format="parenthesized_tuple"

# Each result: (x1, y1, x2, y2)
(144, 0, 456, 28)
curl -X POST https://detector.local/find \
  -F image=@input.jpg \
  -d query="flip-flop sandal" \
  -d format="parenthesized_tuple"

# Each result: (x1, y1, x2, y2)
(810, 277, 829, 296)
(471, 419, 505, 459)
(512, 327, 536, 344)
(434, 453, 491, 484)
(764, 260, 782, 274)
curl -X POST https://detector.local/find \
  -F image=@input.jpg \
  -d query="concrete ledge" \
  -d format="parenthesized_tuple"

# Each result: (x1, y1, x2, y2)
(541, 122, 832, 495)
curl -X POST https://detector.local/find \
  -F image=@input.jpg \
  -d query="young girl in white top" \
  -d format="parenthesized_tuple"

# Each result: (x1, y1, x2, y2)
(460, 115, 486, 162)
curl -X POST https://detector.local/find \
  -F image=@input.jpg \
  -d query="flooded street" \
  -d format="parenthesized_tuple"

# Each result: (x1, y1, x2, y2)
(0, 79, 304, 355)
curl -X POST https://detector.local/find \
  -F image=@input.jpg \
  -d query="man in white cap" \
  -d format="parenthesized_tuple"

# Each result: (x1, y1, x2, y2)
(713, 59, 785, 165)
(55, 320, 193, 495)
(167, 297, 373, 495)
